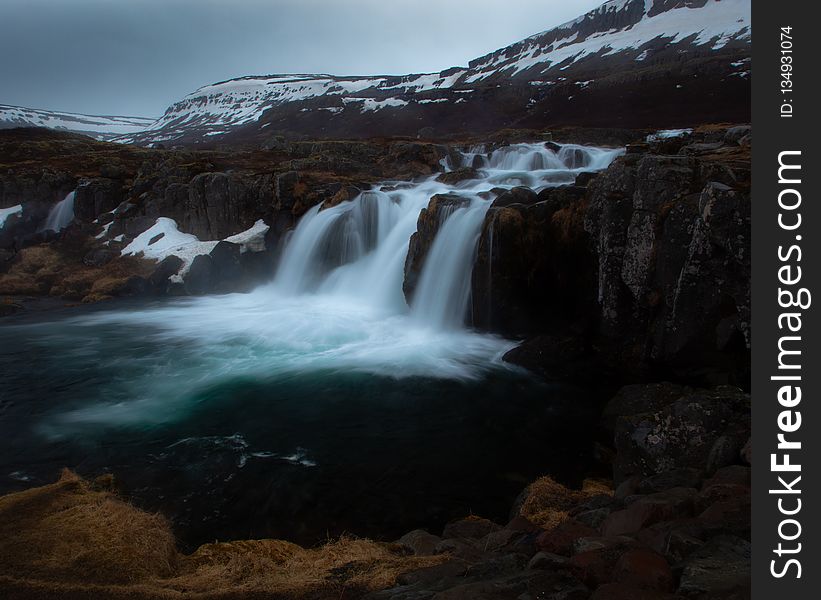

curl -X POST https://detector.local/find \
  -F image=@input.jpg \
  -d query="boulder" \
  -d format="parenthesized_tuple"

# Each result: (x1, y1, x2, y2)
(602, 488, 697, 536)
(677, 535, 750, 596)
(442, 516, 502, 540)
(610, 385, 750, 483)
(397, 530, 441, 556)
(436, 168, 480, 185)
(612, 549, 673, 592)
(183, 255, 213, 295)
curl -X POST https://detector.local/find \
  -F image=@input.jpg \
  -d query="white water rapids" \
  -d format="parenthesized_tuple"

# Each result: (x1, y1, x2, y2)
(27, 142, 622, 430)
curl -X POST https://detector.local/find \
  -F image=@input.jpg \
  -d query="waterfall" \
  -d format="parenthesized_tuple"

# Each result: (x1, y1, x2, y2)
(410, 199, 490, 329)
(272, 142, 623, 329)
(40, 191, 75, 232)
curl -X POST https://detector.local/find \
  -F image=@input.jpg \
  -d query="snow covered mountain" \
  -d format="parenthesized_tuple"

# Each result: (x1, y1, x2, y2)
(128, 0, 752, 144)
(0, 104, 156, 141)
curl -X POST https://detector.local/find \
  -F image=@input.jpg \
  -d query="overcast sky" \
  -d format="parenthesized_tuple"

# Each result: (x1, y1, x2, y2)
(0, 0, 602, 118)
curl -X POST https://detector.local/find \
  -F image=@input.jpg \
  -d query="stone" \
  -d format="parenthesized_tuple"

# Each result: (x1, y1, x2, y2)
(183, 255, 214, 295)
(442, 516, 502, 540)
(436, 168, 480, 185)
(612, 549, 673, 592)
(637, 469, 703, 495)
(208, 241, 243, 291)
(611, 386, 750, 483)
(398, 530, 442, 556)
(396, 559, 468, 587)
(537, 521, 599, 556)
(528, 551, 568, 570)
(677, 535, 750, 596)
(602, 488, 697, 537)
(148, 255, 184, 293)
(724, 125, 752, 145)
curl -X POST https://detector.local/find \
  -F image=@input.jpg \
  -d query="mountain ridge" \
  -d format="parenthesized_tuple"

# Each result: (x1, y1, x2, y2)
(2, 0, 751, 146)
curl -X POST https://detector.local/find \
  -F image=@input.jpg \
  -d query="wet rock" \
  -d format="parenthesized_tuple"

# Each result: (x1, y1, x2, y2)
(148, 255, 184, 293)
(183, 255, 213, 295)
(574, 171, 599, 187)
(208, 241, 242, 292)
(490, 186, 538, 208)
(403, 193, 470, 301)
(473, 185, 595, 336)
(436, 168, 480, 185)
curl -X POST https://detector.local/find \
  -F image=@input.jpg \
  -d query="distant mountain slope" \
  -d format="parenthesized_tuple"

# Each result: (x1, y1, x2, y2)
(0, 104, 156, 141)
(128, 0, 751, 145)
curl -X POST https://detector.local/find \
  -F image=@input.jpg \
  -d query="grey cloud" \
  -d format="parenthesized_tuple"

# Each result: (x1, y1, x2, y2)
(0, 0, 602, 117)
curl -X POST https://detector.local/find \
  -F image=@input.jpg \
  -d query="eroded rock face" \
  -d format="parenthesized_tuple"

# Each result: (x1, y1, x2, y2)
(471, 185, 594, 336)
(583, 143, 750, 384)
(462, 128, 752, 385)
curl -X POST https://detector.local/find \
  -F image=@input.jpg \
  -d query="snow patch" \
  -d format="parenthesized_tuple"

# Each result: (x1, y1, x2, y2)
(121, 218, 269, 275)
(0, 204, 23, 229)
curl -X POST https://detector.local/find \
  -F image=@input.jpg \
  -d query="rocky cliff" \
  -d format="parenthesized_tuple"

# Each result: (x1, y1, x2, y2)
(462, 125, 751, 387)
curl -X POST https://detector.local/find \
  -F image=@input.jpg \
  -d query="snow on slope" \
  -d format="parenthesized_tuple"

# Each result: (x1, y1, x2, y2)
(467, 0, 751, 79)
(0, 104, 156, 140)
(116, 0, 750, 144)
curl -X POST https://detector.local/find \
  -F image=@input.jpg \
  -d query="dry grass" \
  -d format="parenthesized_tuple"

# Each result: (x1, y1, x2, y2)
(0, 245, 153, 302)
(0, 471, 446, 600)
(517, 476, 612, 530)
(0, 470, 177, 586)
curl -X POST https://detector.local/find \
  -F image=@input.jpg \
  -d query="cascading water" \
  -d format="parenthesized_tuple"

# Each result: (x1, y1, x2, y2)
(9, 141, 623, 434)
(1, 142, 624, 545)
(273, 142, 623, 328)
(39, 191, 76, 233)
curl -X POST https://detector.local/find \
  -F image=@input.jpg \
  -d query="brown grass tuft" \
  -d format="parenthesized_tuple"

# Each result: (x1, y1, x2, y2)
(0, 472, 446, 599)
(517, 476, 612, 530)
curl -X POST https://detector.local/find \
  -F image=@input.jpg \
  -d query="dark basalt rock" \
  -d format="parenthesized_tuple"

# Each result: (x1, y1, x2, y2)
(183, 255, 214, 296)
(608, 384, 750, 484)
(74, 178, 124, 221)
(436, 168, 480, 185)
(471, 184, 594, 336)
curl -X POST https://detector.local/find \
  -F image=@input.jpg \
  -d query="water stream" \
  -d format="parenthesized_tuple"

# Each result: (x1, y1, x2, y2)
(0, 142, 622, 546)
